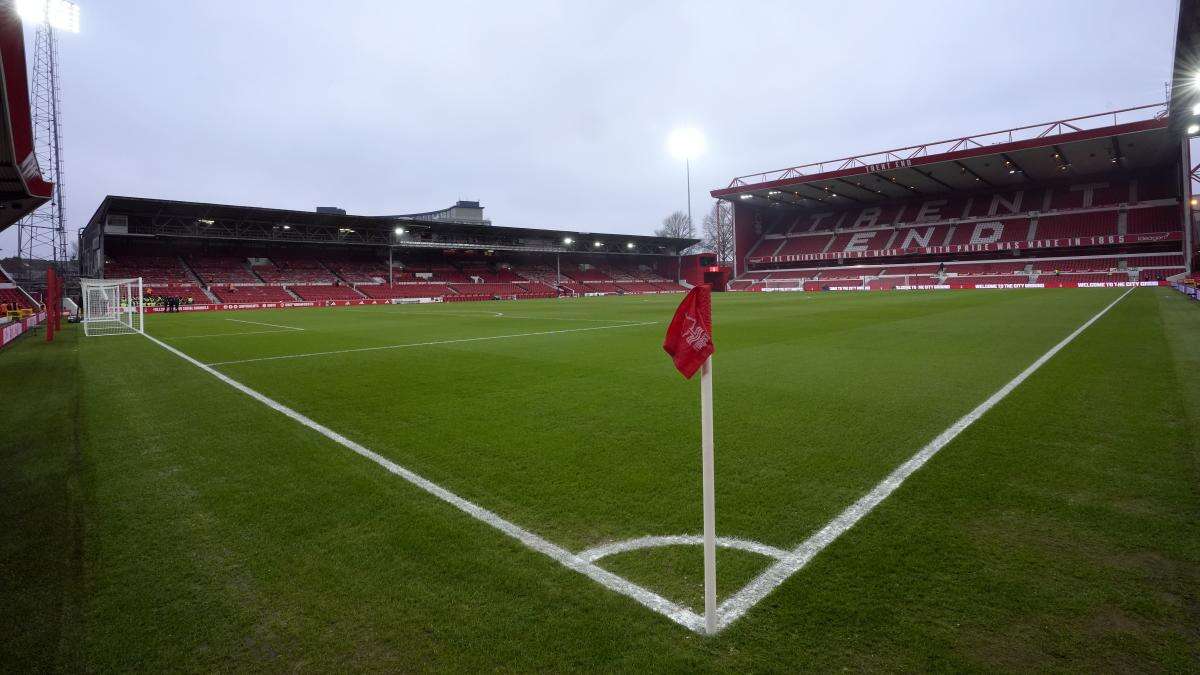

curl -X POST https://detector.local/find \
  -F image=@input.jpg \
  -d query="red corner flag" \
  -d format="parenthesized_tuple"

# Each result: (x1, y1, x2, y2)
(663, 285, 714, 379)
(663, 283, 719, 633)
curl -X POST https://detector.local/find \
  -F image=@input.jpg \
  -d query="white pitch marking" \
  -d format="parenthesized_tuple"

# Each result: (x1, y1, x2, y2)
(167, 329, 301, 340)
(139, 331, 707, 633)
(340, 307, 640, 323)
(714, 287, 1136, 631)
(204, 321, 657, 367)
(226, 318, 305, 331)
(577, 535, 789, 563)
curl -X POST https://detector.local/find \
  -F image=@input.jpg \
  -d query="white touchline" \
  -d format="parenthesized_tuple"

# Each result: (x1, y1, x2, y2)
(204, 321, 658, 367)
(713, 287, 1135, 630)
(167, 329, 302, 340)
(140, 331, 707, 633)
(226, 318, 305, 331)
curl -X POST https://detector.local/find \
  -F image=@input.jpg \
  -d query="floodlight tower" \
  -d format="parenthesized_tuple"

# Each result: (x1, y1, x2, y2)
(667, 127, 706, 237)
(15, 0, 80, 265)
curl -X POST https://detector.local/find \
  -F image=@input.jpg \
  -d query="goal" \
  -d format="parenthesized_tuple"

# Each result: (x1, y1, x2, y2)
(81, 278, 144, 336)
(762, 278, 805, 292)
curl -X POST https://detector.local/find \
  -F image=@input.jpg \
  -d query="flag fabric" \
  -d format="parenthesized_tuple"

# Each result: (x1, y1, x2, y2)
(662, 285, 714, 379)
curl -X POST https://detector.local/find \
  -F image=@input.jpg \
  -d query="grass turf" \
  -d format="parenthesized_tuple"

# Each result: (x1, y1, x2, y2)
(1, 288, 1197, 670)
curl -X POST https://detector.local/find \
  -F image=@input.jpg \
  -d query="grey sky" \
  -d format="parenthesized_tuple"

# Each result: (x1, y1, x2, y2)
(2, 0, 1178, 255)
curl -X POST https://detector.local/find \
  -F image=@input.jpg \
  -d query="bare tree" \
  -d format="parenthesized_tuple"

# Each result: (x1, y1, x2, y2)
(701, 200, 734, 264)
(655, 210, 693, 239)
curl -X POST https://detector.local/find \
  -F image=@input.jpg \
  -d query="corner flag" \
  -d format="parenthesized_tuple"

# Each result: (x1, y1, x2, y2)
(662, 285, 714, 378)
(663, 285, 718, 634)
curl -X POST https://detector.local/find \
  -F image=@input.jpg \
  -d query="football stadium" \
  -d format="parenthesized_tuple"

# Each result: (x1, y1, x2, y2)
(3, 0, 1200, 671)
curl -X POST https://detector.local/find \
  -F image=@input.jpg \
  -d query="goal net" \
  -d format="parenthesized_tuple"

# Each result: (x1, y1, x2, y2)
(762, 278, 805, 292)
(81, 278, 143, 336)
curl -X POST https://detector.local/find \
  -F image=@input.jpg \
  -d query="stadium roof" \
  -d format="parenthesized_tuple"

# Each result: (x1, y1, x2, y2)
(0, 6, 53, 231)
(711, 104, 1175, 209)
(84, 195, 699, 255)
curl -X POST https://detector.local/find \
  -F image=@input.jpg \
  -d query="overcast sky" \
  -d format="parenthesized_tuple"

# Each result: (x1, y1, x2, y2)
(1, 0, 1180, 255)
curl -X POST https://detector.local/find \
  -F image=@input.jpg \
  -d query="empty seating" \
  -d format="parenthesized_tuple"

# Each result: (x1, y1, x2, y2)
(0, 288, 33, 309)
(1034, 211, 1118, 239)
(773, 235, 833, 257)
(1125, 206, 1179, 234)
(947, 274, 1031, 285)
(562, 264, 611, 282)
(1034, 272, 1131, 284)
(253, 258, 338, 285)
(356, 284, 456, 299)
(448, 283, 533, 298)
(105, 255, 192, 285)
(290, 285, 363, 301)
(188, 256, 260, 285)
(210, 286, 294, 303)
(323, 259, 389, 283)
(1138, 268, 1185, 281)
(1028, 258, 1116, 273)
(1127, 254, 1185, 268)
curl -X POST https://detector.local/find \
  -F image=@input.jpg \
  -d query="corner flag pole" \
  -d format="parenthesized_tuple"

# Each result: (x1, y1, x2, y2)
(700, 355, 717, 634)
(661, 284, 718, 634)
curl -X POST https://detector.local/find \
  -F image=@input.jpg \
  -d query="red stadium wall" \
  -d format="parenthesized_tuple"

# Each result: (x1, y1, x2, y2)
(732, 202, 759, 277)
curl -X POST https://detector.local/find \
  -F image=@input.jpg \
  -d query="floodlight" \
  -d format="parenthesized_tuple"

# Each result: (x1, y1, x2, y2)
(593, 241, 603, 247)
(667, 127, 706, 160)
(626, 242, 635, 249)
(394, 227, 405, 235)
(739, 194, 752, 200)
(282, 225, 291, 230)
(563, 237, 573, 245)
(16, 0, 80, 33)
(1189, 124, 1200, 135)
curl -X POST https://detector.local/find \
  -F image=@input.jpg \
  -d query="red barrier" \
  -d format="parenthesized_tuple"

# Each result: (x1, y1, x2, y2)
(1, 310, 46, 350)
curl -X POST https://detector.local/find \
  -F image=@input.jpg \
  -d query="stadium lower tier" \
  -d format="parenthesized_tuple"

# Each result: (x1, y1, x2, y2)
(99, 251, 683, 299)
(734, 253, 1188, 291)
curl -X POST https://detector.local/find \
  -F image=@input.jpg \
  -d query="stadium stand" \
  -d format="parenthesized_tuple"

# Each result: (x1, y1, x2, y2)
(715, 105, 1192, 291)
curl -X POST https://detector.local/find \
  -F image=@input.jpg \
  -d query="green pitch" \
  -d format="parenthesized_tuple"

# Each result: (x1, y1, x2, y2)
(3, 288, 1198, 671)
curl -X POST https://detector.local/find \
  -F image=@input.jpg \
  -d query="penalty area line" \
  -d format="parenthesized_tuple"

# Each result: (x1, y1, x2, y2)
(204, 320, 658, 367)
(226, 318, 305, 331)
(714, 287, 1136, 631)
(339, 307, 646, 323)
(139, 330, 707, 633)
(165, 329, 302, 340)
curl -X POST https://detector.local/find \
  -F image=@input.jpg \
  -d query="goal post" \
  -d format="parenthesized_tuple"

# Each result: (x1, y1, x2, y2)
(81, 277, 143, 336)
(762, 278, 805, 292)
